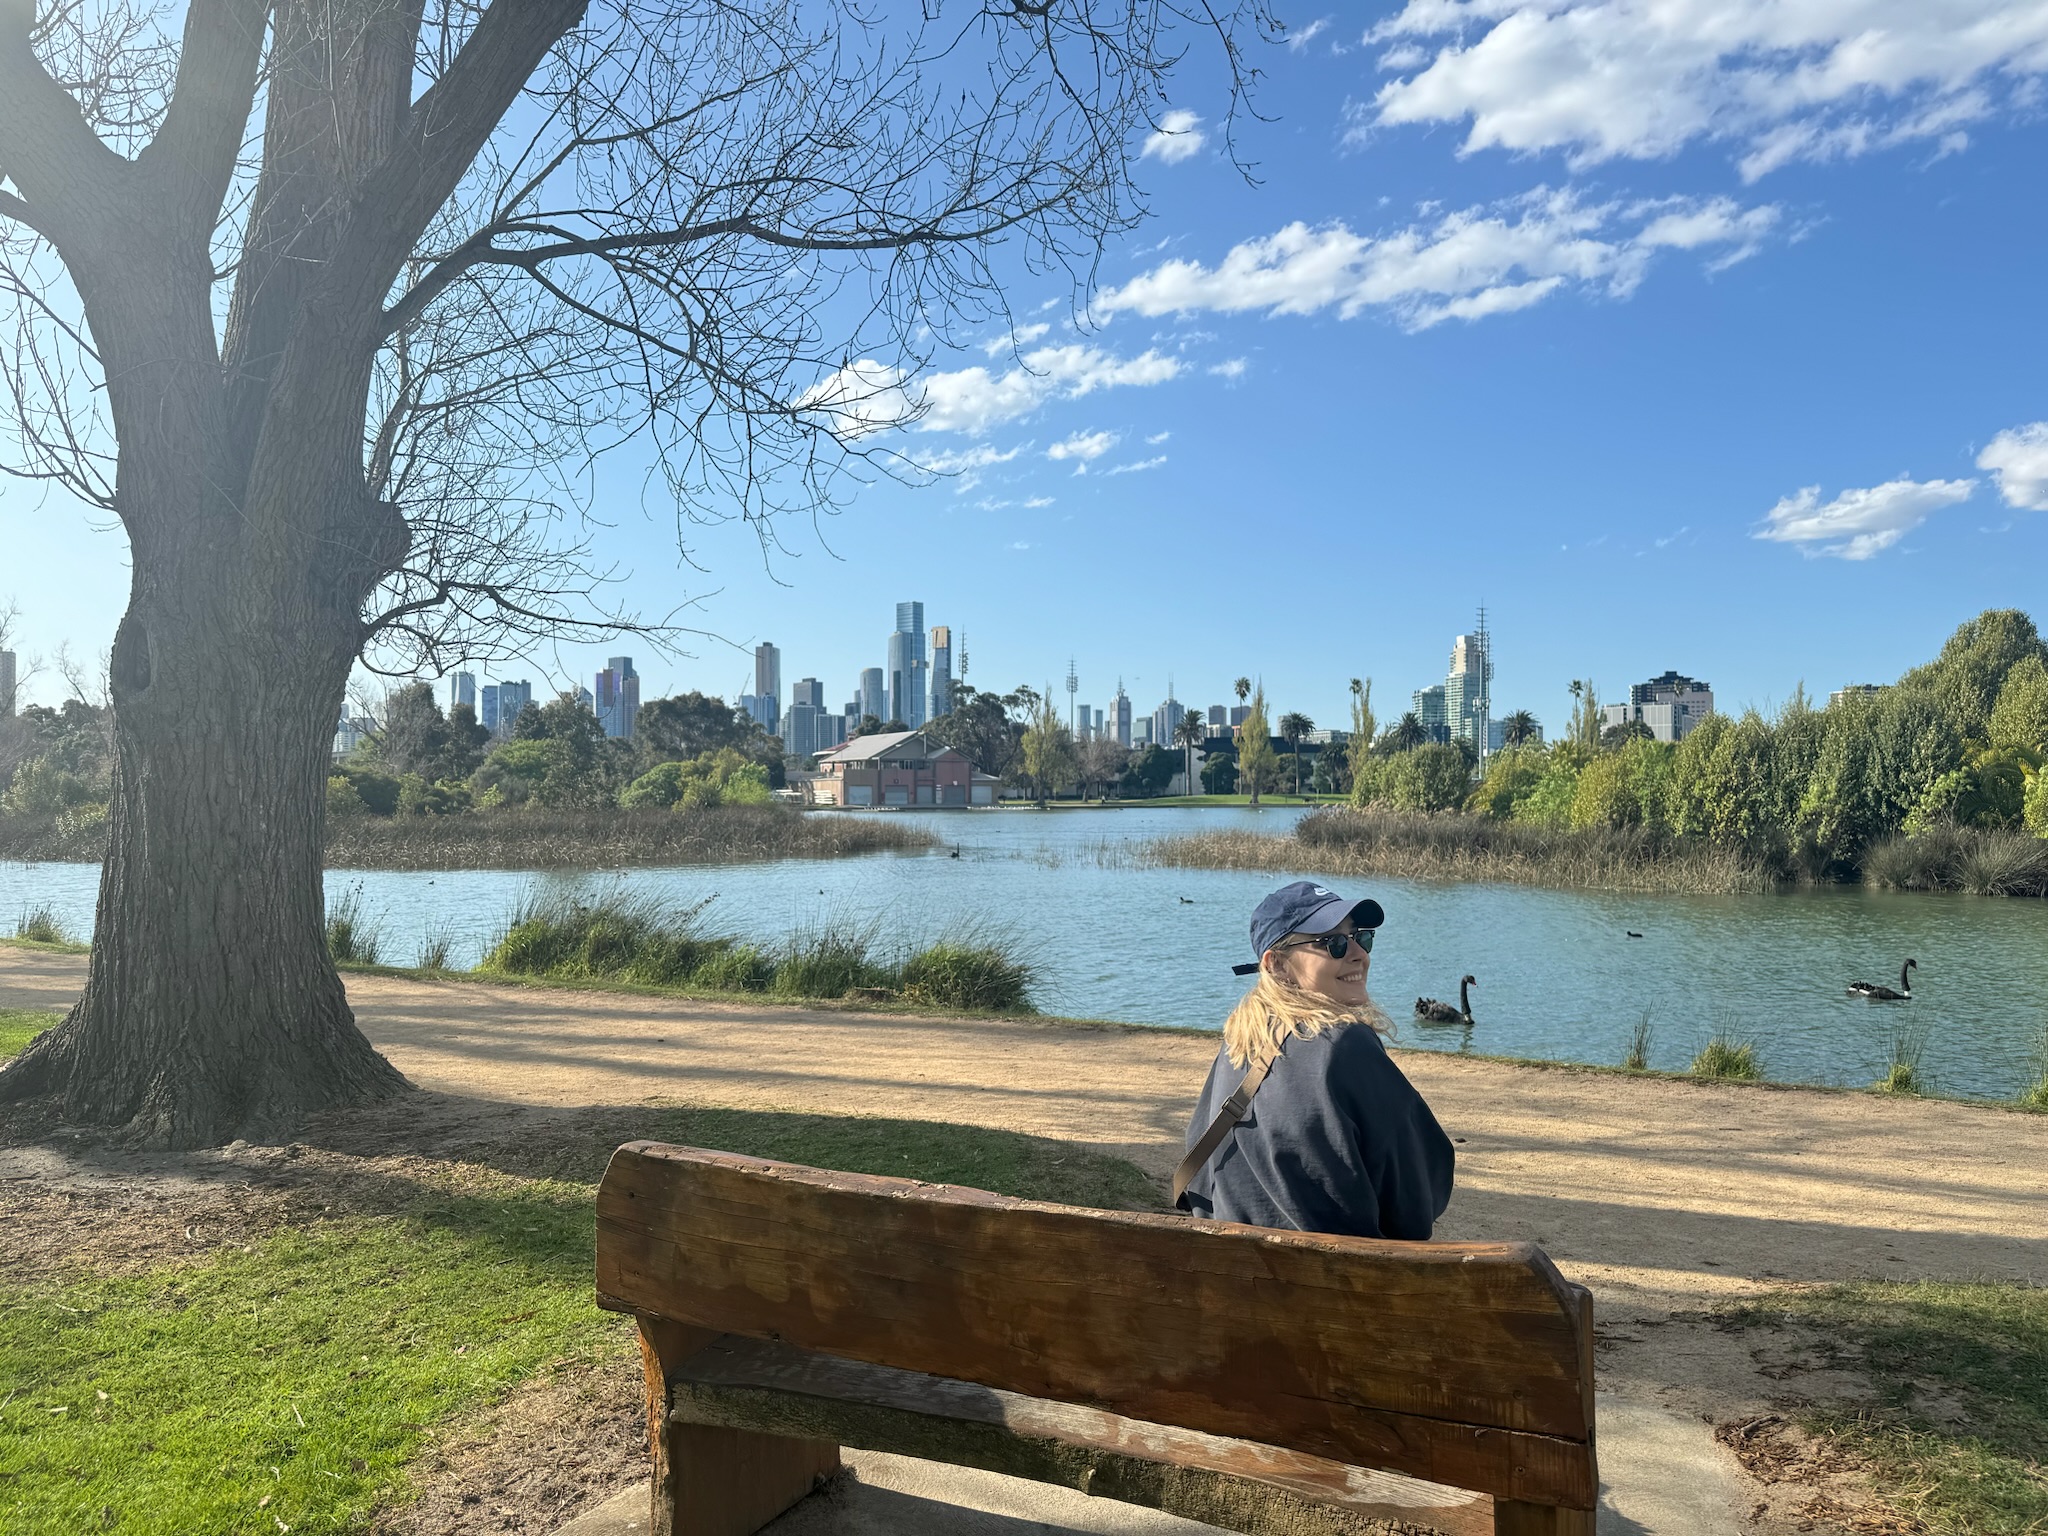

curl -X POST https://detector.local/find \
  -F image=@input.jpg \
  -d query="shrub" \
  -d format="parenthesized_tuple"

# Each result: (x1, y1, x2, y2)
(325, 884, 382, 964)
(1, 756, 89, 816)
(1691, 1035, 1762, 1081)
(326, 775, 369, 820)
(1953, 828, 2048, 896)
(14, 903, 69, 945)
(900, 939, 1036, 1013)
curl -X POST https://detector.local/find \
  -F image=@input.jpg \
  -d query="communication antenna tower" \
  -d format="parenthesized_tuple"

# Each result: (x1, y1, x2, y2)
(1066, 658, 1079, 735)
(1474, 605, 1492, 776)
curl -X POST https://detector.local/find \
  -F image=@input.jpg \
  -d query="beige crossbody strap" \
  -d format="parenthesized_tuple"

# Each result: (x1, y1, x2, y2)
(1171, 1041, 1280, 1208)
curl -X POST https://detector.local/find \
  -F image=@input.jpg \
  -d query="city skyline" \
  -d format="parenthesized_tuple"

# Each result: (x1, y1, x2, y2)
(7, 9, 2044, 730)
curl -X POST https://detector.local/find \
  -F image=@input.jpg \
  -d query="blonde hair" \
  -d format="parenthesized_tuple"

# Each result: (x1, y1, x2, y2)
(1222, 962, 1390, 1068)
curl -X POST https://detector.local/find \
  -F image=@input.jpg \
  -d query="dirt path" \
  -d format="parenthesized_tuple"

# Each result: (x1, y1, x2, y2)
(8, 947, 2046, 1532)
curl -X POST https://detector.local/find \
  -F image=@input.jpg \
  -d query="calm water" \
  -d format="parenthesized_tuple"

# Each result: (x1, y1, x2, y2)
(6, 805, 2047, 1099)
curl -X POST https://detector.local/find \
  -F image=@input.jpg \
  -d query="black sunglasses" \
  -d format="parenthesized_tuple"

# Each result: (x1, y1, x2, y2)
(1283, 929, 1375, 961)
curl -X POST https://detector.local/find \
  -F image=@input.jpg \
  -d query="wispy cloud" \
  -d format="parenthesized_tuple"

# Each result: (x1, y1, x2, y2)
(1364, 0, 2048, 180)
(1140, 108, 1206, 165)
(1095, 189, 1779, 332)
(981, 322, 1050, 356)
(1145, 430, 1172, 445)
(1286, 17, 1329, 52)
(1047, 429, 1120, 462)
(1106, 455, 1168, 476)
(799, 345, 1182, 439)
(1979, 421, 2048, 511)
(1755, 477, 1975, 560)
(1208, 357, 1248, 378)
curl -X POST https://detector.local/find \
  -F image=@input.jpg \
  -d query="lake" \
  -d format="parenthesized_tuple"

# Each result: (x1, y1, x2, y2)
(6, 805, 2046, 1099)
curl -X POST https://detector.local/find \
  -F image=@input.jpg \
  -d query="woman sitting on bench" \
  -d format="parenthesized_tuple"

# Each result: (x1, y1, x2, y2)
(1175, 881, 1454, 1240)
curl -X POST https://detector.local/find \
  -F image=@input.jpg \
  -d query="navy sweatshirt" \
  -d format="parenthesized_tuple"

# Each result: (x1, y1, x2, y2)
(1178, 1024, 1455, 1240)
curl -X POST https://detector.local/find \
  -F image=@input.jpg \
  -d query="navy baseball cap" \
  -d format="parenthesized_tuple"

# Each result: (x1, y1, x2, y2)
(1231, 881, 1385, 976)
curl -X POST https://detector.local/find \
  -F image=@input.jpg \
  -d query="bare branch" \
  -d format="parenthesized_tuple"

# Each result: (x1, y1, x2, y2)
(138, 0, 270, 225)
(0, 0, 134, 229)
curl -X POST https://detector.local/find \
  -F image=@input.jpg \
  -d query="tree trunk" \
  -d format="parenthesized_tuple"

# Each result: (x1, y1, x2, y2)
(0, 540, 410, 1147)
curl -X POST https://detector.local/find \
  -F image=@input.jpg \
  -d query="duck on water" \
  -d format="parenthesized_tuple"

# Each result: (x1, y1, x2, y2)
(1848, 958, 1916, 1002)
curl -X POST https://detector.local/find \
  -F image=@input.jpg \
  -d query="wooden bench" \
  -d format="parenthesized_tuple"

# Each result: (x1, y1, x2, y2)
(595, 1142, 1598, 1536)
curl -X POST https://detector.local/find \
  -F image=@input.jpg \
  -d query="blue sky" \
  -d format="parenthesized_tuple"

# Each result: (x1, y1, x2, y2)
(6, 1, 2047, 737)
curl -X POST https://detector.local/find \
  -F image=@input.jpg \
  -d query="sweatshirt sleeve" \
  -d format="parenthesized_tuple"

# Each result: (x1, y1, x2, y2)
(1335, 1027, 1456, 1241)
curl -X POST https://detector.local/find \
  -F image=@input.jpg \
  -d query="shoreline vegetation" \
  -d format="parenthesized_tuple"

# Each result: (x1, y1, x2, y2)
(0, 802, 935, 870)
(1145, 805, 2048, 898)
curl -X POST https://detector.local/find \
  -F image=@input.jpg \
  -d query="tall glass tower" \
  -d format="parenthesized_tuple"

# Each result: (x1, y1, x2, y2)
(886, 600, 927, 728)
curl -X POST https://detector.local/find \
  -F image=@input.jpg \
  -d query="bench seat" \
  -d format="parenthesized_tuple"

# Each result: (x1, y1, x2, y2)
(667, 1332, 1494, 1536)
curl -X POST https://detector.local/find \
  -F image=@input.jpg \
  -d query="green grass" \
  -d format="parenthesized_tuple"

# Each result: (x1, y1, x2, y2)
(480, 887, 1038, 1012)
(1690, 1034, 1764, 1081)
(0, 1007, 59, 1062)
(0, 1109, 1155, 1535)
(1721, 1281, 2048, 1535)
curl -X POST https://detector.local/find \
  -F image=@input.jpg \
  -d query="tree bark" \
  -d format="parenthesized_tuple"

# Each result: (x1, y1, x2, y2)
(0, 510, 410, 1146)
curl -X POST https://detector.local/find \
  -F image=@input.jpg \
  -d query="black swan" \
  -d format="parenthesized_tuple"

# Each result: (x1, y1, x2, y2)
(1848, 958, 1916, 1001)
(1416, 975, 1476, 1024)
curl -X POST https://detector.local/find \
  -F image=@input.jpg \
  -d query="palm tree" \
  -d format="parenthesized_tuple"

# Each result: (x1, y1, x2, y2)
(1172, 709, 1206, 797)
(1391, 712, 1426, 752)
(1502, 710, 1539, 748)
(1278, 711, 1313, 795)
(1233, 676, 1251, 707)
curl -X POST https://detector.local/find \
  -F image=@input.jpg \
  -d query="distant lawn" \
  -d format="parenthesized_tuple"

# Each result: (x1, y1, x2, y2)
(0, 1008, 58, 1062)
(0, 1107, 1157, 1535)
(1722, 1280, 2048, 1535)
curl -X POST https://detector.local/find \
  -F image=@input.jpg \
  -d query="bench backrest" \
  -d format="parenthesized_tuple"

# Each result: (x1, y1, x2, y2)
(595, 1142, 1596, 1510)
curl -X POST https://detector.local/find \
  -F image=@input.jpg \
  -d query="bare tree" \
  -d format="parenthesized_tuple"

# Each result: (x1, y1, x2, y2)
(0, 0, 1272, 1145)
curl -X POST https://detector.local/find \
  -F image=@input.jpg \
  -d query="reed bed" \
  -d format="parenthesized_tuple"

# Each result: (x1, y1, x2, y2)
(1144, 807, 1775, 896)
(1861, 824, 2048, 897)
(325, 804, 935, 870)
(324, 884, 382, 965)
(478, 887, 1037, 1013)
(13, 903, 70, 945)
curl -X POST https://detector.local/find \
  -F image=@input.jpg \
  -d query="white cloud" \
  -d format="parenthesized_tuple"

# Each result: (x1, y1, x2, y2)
(1978, 421, 2048, 510)
(1145, 430, 1172, 445)
(982, 322, 1050, 356)
(1106, 455, 1168, 476)
(1208, 357, 1248, 378)
(1365, 0, 2048, 180)
(1022, 495, 1055, 508)
(1047, 430, 1120, 462)
(1287, 18, 1330, 52)
(800, 344, 1182, 439)
(1009, 541, 1032, 551)
(1141, 109, 1207, 165)
(1755, 477, 1976, 560)
(912, 443, 1023, 475)
(1095, 189, 1778, 332)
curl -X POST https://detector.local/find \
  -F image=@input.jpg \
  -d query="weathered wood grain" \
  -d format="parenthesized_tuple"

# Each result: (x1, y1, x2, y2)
(665, 1333, 1494, 1536)
(639, 1316, 838, 1536)
(595, 1143, 1597, 1509)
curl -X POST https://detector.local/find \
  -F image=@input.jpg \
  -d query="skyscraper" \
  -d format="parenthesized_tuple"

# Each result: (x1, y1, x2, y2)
(929, 625, 953, 720)
(753, 642, 782, 736)
(1443, 626, 1493, 754)
(1151, 691, 1184, 753)
(859, 667, 887, 727)
(482, 679, 531, 735)
(595, 657, 639, 739)
(886, 601, 927, 728)
(1109, 683, 1132, 748)
(0, 649, 15, 716)
(785, 677, 828, 758)
(448, 672, 476, 713)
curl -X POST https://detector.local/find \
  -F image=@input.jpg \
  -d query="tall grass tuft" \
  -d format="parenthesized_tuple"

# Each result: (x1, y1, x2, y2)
(1691, 1034, 1763, 1081)
(900, 935, 1037, 1013)
(481, 886, 721, 986)
(772, 918, 891, 999)
(691, 943, 776, 993)
(415, 928, 456, 973)
(1622, 1013, 1654, 1072)
(1862, 823, 2048, 897)
(324, 884, 382, 965)
(13, 903, 69, 945)
(1873, 1020, 1929, 1096)
(2019, 1023, 2048, 1114)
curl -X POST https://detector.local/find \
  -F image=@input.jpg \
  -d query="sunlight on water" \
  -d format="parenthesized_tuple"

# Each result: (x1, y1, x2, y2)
(7, 804, 2047, 1099)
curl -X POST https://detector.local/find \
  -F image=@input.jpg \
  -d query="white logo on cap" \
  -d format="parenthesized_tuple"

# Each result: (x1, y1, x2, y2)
(1311, 886, 1331, 897)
